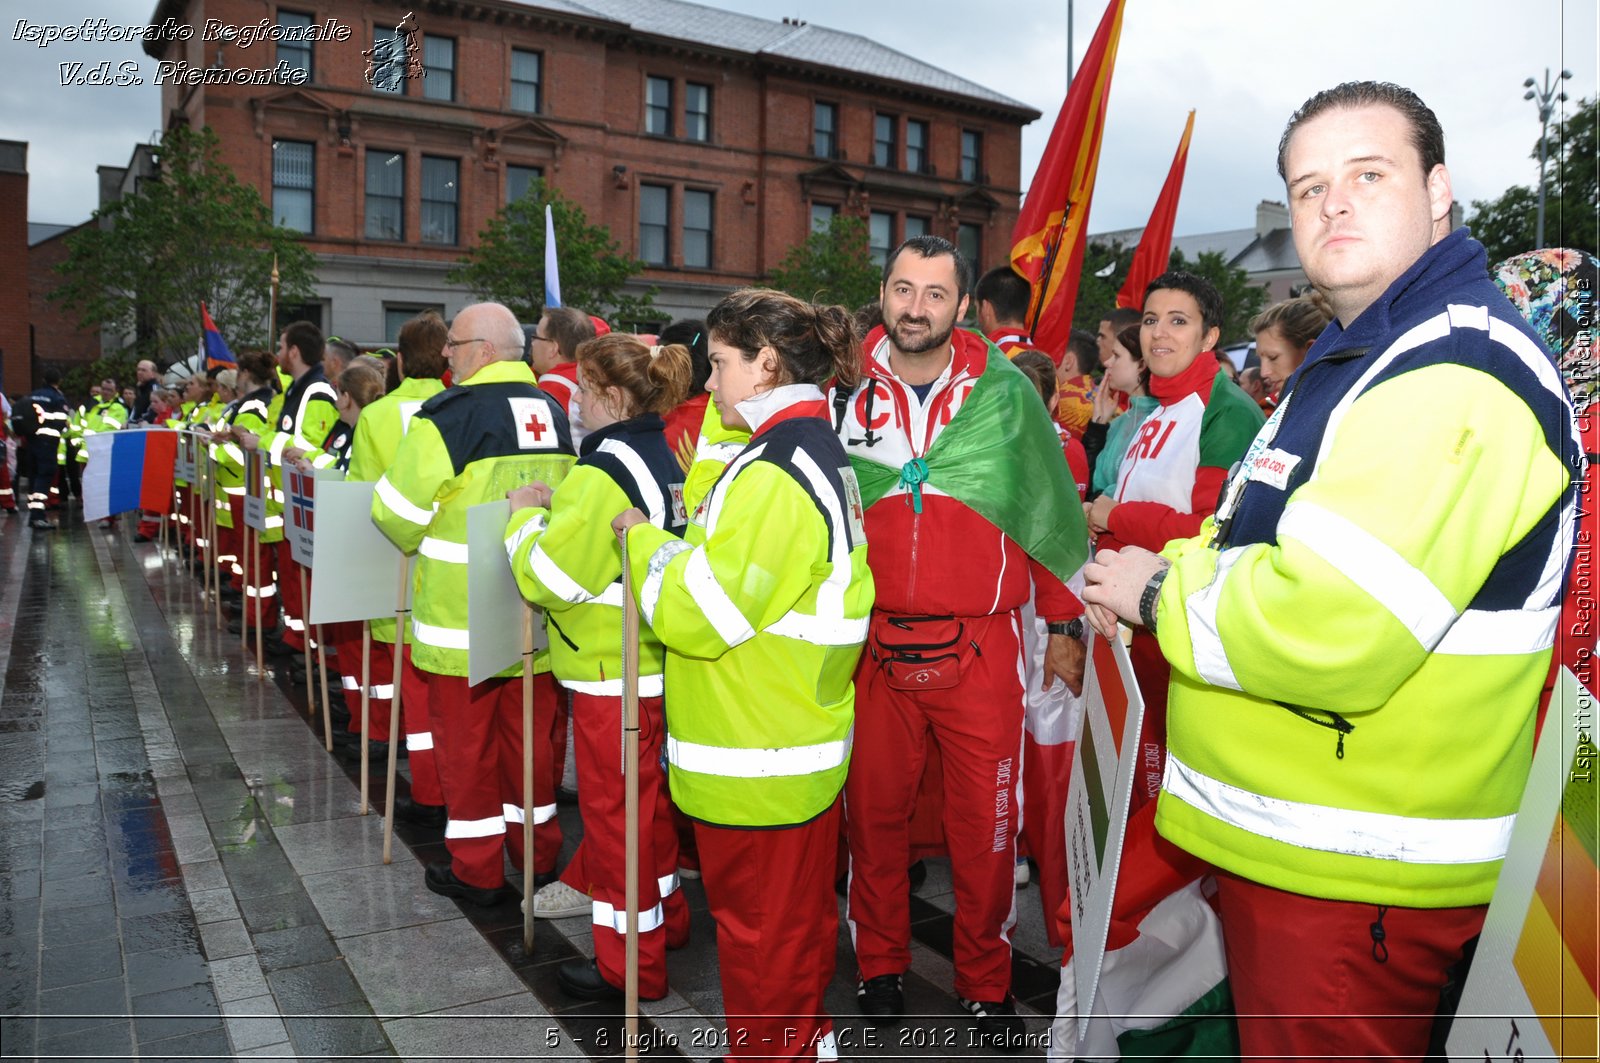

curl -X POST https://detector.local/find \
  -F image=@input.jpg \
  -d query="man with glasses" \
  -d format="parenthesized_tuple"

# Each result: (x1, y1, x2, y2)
(373, 302, 577, 905)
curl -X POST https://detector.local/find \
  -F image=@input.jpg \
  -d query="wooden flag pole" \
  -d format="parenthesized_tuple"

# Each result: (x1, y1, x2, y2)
(621, 533, 641, 1055)
(316, 623, 333, 753)
(383, 555, 411, 865)
(359, 625, 372, 815)
(521, 603, 535, 955)
(254, 529, 266, 675)
(240, 526, 252, 652)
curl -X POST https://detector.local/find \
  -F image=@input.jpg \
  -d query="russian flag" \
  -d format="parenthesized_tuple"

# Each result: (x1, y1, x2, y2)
(82, 429, 178, 523)
(202, 302, 236, 370)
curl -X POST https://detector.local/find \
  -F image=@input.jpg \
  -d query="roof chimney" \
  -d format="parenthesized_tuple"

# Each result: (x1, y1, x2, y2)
(1255, 199, 1288, 237)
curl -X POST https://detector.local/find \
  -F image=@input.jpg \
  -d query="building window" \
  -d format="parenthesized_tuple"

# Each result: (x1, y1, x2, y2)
(371, 26, 408, 94)
(810, 203, 837, 233)
(640, 184, 669, 266)
(961, 130, 982, 182)
(906, 120, 928, 173)
(904, 215, 929, 241)
(813, 102, 838, 159)
(510, 49, 541, 113)
(683, 189, 713, 269)
(645, 76, 672, 136)
(271, 139, 314, 233)
(869, 211, 893, 267)
(421, 156, 458, 245)
(422, 35, 454, 101)
(364, 150, 404, 240)
(873, 114, 896, 168)
(506, 165, 543, 204)
(685, 82, 711, 143)
(958, 222, 981, 269)
(385, 304, 446, 340)
(277, 11, 313, 79)
(276, 301, 324, 333)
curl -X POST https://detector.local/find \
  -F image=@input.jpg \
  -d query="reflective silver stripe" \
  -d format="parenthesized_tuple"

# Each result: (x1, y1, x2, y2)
(375, 475, 435, 527)
(789, 449, 851, 620)
(222, 486, 245, 496)
(1435, 606, 1559, 656)
(342, 676, 359, 691)
(283, 616, 306, 632)
(658, 871, 680, 898)
(267, 430, 289, 463)
(640, 539, 693, 625)
(1164, 753, 1515, 864)
(559, 673, 665, 697)
(764, 610, 869, 646)
(264, 515, 284, 529)
(503, 802, 558, 825)
(419, 536, 468, 564)
(369, 683, 395, 699)
(683, 548, 755, 648)
(1278, 501, 1456, 649)
(245, 584, 278, 598)
(405, 731, 434, 751)
(444, 815, 504, 839)
(528, 543, 592, 604)
(597, 438, 666, 526)
(667, 731, 851, 778)
(222, 443, 245, 465)
(1184, 545, 1250, 691)
(593, 898, 665, 934)
(412, 619, 469, 650)
(504, 513, 545, 563)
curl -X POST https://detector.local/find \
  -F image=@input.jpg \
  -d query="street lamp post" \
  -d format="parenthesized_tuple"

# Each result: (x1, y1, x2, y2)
(1523, 67, 1571, 249)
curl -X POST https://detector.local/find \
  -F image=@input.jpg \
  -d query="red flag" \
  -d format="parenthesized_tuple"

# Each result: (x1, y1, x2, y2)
(1117, 111, 1196, 310)
(1010, 0, 1127, 357)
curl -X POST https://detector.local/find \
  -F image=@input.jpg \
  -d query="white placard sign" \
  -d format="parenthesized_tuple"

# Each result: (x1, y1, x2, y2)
(286, 466, 340, 567)
(306, 480, 412, 625)
(242, 448, 268, 531)
(466, 500, 548, 686)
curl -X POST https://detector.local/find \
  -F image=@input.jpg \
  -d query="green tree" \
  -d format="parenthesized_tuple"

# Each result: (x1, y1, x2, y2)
(51, 124, 317, 369)
(1168, 247, 1268, 346)
(449, 178, 655, 325)
(1071, 239, 1128, 333)
(766, 215, 882, 312)
(1467, 96, 1597, 261)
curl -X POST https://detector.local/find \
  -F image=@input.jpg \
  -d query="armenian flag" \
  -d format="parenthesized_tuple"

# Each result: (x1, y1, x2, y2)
(201, 302, 237, 370)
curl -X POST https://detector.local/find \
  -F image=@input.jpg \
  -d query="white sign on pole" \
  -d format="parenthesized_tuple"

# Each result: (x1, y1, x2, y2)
(306, 480, 411, 625)
(1061, 631, 1146, 1051)
(467, 500, 548, 686)
(242, 448, 268, 531)
(175, 432, 197, 482)
(1446, 667, 1597, 1062)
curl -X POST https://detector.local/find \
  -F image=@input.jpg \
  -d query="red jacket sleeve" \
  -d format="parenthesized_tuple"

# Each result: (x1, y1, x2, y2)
(1105, 464, 1229, 553)
(1031, 555, 1084, 622)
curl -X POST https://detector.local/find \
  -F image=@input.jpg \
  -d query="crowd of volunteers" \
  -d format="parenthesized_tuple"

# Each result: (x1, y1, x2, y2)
(8, 79, 1591, 1063)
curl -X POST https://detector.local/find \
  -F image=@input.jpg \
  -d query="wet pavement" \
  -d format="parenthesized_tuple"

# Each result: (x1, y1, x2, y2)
(0, 510, 1064, 1061)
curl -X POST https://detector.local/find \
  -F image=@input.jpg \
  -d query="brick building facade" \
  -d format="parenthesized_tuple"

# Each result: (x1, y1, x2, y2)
(0, 143, 31, 396)
(142, 0, 1037, 343)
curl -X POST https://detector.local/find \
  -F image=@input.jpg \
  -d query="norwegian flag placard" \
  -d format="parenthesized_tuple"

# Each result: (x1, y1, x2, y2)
(286, 466, 316, 566)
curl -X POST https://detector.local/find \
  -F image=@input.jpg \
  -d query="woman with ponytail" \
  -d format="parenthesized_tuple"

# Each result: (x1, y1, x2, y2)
(505, 333, 693, 1002)
(1250, 290, 1334, 401)
(613, 289, 875, 1059)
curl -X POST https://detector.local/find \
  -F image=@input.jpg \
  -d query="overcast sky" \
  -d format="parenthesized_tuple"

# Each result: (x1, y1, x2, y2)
(6, 0, 1596, 241)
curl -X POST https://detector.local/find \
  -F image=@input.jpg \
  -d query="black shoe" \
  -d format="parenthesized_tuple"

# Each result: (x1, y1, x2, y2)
(960, 996, 1025, 1053)
(133, 532, 152, 543)
(533, 869, 559, 889)
(341, 739, 389, 766)
(555, 957, 666, 1002)
(908, 859, 927, 893)
(392, 795, 446, 829)
(265, 636, 296, 658)
(28, 515, 54, 530)
(858, 973, 904, 1022)
(423, 862, 510, 907)
(555, 784, 579, 806)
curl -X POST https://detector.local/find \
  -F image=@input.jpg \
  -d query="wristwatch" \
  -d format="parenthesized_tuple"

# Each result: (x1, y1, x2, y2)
(1139, 567, 1169, 633)
(1047, 618, 1085, 640)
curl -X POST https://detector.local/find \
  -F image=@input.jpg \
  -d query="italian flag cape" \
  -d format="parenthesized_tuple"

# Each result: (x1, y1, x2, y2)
(850, 339, 1089, 583)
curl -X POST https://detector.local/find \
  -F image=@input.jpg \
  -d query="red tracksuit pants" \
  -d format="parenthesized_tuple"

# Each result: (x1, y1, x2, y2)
(426, 670, 563, 889)
(846, 610, 1026, 1003)
(1215, 872, 1486, 1063)
(236, 532, 280, 630)
(556, 692, 687, 998)
(1019, 731, 1074, 949)
(698, 797, 842, 1061)
(340, 641, 443, 806)
(276, 540, 309, 651)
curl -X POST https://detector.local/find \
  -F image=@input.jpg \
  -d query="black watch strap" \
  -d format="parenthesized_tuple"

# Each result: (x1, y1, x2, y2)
(1047, 618, 1085, 640)
(1140, 567, 1169, 633)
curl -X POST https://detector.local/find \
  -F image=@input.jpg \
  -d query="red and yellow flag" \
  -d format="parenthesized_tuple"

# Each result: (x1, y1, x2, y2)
(1010, 0, 1127, 357)
(1117, 110, 1196, 310)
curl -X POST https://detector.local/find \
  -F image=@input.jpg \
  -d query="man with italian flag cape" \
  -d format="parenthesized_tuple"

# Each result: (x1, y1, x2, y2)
(832, 236, 1089, 1048)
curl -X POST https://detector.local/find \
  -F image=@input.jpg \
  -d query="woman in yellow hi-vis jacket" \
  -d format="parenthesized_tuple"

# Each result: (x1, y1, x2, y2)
(614, 290, 875, 1060)
(505, 334, 694, 1002)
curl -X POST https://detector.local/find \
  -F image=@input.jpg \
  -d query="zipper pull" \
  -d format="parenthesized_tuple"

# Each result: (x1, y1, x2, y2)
(1336, 731, 1345, 760)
